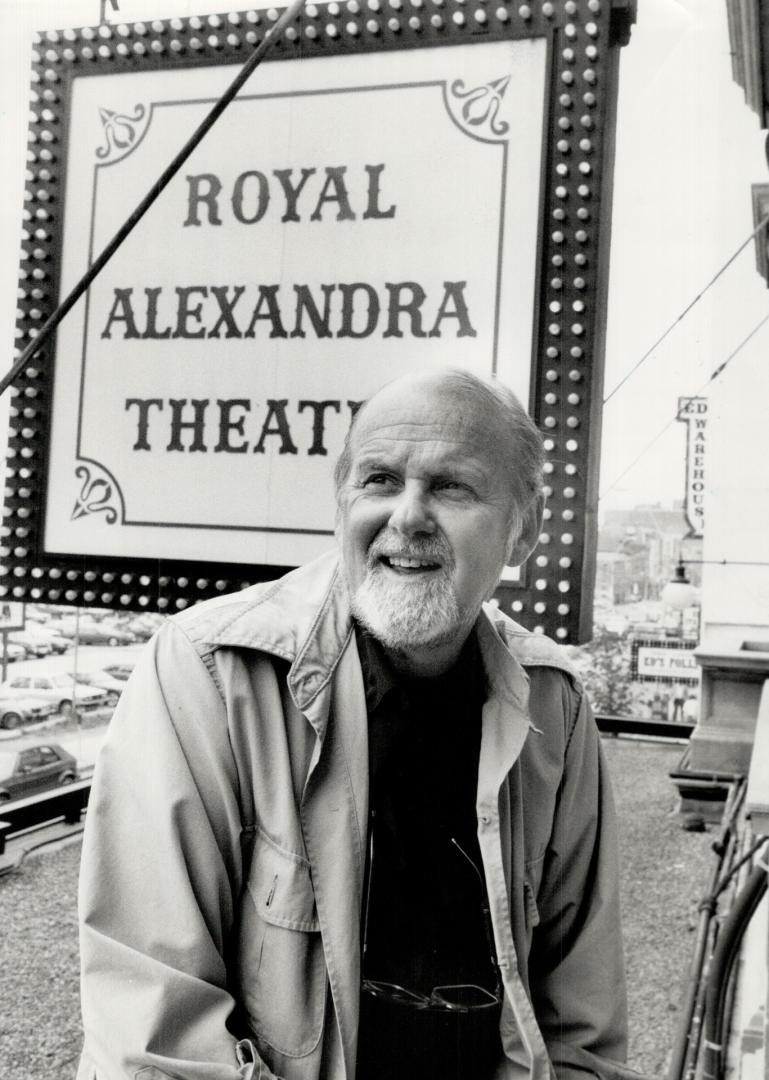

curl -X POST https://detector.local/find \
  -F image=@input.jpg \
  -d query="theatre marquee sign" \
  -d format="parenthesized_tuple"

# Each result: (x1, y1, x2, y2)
(7, 2, 634, 641)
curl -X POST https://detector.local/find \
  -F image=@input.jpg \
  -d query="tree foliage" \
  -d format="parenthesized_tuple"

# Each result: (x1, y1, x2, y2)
(574, 628, 633, 716)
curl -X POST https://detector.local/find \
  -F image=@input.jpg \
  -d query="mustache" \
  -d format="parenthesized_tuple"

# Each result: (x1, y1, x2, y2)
(367, 530, 453, 567)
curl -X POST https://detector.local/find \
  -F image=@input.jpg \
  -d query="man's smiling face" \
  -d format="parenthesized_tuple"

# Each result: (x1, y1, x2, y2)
(336, 374, 522, 672)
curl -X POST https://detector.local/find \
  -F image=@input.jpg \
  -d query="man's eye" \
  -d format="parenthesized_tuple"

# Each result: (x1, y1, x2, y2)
(362, 473, 397, 489)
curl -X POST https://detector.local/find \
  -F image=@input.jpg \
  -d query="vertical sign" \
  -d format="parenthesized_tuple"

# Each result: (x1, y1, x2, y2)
(677, 396, 707, 538)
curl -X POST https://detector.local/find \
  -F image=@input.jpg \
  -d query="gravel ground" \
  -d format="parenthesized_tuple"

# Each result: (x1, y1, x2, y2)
(0, 737, 717, 1079)
(604, 738, 717, 1078)
(0, 838, 83, 1078)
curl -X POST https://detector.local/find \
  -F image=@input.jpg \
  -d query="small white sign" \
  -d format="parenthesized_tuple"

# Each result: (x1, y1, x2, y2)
(636, 644, 698, 681)
(0, 603, 25, 633)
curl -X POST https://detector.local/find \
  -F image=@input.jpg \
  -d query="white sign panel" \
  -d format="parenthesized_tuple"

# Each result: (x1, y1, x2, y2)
(677, 396, 707, 539)
(635, 643, 698, 682)
(44, 41, 547, 568)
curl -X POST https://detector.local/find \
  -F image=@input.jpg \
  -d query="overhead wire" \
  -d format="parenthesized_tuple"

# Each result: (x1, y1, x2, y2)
(0, 0, 307, 400)
(598, 309, 769, 501)
(602, 213, 769, 405)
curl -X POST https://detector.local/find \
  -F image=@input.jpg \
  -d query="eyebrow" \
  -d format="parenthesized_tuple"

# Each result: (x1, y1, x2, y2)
(353, 453, 488, 485)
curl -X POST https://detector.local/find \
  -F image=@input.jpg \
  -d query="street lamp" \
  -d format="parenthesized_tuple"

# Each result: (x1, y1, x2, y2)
(661, 557, 700, 611)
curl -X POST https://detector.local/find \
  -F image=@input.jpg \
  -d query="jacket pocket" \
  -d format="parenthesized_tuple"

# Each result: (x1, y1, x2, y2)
(237, 830, 327, 1058)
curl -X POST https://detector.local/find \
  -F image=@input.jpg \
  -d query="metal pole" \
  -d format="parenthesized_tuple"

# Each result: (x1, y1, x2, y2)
(72, 607, 80, 723)
(0, 0, 306, 399)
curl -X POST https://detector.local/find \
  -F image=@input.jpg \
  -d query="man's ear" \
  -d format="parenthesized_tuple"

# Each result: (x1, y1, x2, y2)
(505, 490, 546, 568)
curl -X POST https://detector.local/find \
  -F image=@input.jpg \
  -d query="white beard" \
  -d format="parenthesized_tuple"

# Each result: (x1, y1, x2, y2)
(347, 535, 464, 650)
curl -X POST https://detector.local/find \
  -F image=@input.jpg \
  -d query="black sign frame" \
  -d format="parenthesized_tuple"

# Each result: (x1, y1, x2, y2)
(4, 1, 635, 641)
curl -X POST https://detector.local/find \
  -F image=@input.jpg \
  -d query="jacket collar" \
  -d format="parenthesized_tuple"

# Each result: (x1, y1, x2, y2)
(201, 549, 350, 712)
(201, 549, 576, 715)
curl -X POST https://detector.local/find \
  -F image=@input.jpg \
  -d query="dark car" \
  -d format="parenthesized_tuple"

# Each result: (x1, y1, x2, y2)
(0, 743, 78, 801)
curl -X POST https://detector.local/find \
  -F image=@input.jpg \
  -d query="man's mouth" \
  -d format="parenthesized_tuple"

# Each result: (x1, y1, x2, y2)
(379, 555, 441, 572)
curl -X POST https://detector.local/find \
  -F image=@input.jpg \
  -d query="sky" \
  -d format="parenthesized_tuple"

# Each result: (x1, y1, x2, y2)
(0, 0, 766, 519)
(600, 0, 768, 512)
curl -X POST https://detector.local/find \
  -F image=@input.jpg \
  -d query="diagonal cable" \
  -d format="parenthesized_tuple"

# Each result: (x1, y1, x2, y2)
(0, 0, 306, 399)
(599, 309, 769, 501)
(603, 214, 769, 405)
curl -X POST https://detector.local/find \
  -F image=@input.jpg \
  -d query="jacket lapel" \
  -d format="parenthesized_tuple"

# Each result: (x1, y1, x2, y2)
(476, 612, 553, 1080)
(298, 633, 368, 1080)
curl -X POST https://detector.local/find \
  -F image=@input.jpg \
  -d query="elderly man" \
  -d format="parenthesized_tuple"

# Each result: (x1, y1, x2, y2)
(78, 369, 628, 1080)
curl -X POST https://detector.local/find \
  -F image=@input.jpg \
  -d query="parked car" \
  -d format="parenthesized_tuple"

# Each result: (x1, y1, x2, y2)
(17, 625, 71, 655)
(41, 618, 77, 640)
(2, 642, 27, 664)
(35, 616, 136, 646)
(0, 673, 109, 716)
(74, 669, 125, 706)
(0, 697, 57, 731)
(8, 631, 52, 659)
(124, 614, 165, 641)
(75, 621, 136, 646)
(101, 663, 135, 682)
(0, 743, 77, 801)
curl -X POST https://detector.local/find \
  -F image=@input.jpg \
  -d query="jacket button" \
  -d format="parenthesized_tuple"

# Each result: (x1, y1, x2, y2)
(479, 813, 491, 826)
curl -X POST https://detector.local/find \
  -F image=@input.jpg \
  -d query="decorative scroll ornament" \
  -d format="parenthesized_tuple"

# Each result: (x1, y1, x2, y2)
(448, 76, 511, 139)
(71, 464, 119, 524)
(96, 104, 146, 161)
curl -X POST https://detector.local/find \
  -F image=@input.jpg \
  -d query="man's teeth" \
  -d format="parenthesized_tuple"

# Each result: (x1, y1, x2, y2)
(386, 556, 436, 568)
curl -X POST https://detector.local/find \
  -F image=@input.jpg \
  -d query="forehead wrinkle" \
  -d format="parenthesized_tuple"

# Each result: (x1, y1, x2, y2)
(354, 414, 465, 443)
(352, 436, 491, 476)
(352, 415, 501, 458)
(347, 386, 515, 489)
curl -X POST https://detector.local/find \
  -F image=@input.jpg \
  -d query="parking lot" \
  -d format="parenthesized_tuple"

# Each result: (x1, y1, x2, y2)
(1, 642, 144, 683)
(0, 643, 145, 779)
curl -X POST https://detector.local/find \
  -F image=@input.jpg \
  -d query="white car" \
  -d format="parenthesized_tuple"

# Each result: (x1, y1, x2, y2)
(0, 673, 109, 716)
(16, 625, 71, 655)
(8, 631, 52, 658)
(0, 697, 57, 731)
(2, 642, 26, 664)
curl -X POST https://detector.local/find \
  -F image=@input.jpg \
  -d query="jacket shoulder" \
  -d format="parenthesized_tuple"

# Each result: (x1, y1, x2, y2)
(484, 604, 578, 680)
(167, 550, 343, 664)
(169, 580, 278, 647)
(483, 608, 590, 749)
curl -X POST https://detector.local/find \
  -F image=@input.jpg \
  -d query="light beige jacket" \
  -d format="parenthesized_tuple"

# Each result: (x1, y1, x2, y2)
(78, 550, 631, 1080)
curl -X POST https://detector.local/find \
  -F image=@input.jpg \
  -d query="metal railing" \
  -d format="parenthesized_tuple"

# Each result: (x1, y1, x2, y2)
(0, 714, 691, 855)
(595, 714, 694, 740)
(0, 779, 90, 854)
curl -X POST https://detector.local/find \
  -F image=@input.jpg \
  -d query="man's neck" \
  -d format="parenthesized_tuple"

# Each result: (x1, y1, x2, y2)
(381, 629, 475, 679)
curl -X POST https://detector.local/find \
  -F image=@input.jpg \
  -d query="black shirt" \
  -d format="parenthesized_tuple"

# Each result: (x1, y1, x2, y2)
(355, 626, 502, 1080)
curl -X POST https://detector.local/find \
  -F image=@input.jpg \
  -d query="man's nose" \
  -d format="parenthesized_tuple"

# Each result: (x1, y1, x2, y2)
(387, 481, 435, 536)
